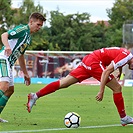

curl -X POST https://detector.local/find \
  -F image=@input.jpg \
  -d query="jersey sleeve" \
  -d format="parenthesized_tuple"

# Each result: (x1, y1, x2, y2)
(112, 52, 133, 70)
(8, 25, 27, 39)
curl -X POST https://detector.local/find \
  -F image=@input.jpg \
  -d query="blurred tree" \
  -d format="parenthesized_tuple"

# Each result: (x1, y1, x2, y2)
(49, 10, 94, 50)
(0, 0, 17, 47)
(1, 0, 133, 51)
(48, 10, 111, 51)
(107, 0, 133, 29)
(13, 0, 44, 25)
(106, 0, 133, 47)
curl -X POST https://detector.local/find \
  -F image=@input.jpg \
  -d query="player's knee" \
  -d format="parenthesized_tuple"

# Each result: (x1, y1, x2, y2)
(60, 82, 70, 88)
(60, 79, 70, 88)
(113, 84, 122, 93)
(5, 86, 14, 97)
(60, 76, 77, 89)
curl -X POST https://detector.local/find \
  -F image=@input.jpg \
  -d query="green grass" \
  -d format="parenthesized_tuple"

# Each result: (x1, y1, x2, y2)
(0, 84, 133, 133)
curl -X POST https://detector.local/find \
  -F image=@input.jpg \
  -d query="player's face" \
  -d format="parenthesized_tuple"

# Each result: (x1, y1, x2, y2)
(30, 19, 43, 33)
(128, 58, 133, 70)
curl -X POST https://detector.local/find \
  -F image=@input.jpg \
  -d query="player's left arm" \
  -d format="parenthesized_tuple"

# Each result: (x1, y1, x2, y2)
(116, 67, 122, 80)
(96, 63, 114, 102)
(18, 54, 31, 86)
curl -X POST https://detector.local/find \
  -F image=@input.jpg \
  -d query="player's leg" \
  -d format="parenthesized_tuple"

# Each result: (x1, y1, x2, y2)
(0, 85, 14, 123)
(36, 75, 78, 97)
(106, 78, 133, 126)
(92, 61, 133, 126)
(27, 65, 90, 113)
(27, 75, 78, 113)
(0, 82, 9, 123)
(0, 59, 14, 122)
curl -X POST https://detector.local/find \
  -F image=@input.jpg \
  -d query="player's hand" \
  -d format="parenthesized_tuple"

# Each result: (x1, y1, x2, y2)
(5, 46, 12, 56)
(95, 92, 104, 102)
(24, 74, 31, 86)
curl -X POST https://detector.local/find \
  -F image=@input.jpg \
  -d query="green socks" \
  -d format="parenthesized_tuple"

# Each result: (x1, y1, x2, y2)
(0, 90, 4, 98)
(0, 95, 9, 113)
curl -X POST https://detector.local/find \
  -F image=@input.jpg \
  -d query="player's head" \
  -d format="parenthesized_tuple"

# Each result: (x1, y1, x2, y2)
(128, 57, 133, 70)
(29, 12, 46, 22)
(28, 12, 46, 33)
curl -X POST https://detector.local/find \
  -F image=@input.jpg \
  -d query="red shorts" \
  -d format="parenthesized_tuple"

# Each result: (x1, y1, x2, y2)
(70, 54, 114, 83)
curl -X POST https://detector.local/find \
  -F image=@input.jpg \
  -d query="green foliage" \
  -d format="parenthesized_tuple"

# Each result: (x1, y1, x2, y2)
(13, 0, 44, 25)
(106, 0, 133, 47)
(0, 0, 17, 48)
(48, 1, 132, 51)
(0, 0, 16, 29)
(107, 0, 133, 29)
(49, 11, 92, 51)
(1, 0, 133, 50)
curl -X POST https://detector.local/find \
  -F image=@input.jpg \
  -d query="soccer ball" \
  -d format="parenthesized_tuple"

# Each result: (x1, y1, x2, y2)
(64, 112, 81, 128)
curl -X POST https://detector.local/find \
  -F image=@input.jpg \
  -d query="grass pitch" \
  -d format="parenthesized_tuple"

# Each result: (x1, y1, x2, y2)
(0, 83, 133, 133)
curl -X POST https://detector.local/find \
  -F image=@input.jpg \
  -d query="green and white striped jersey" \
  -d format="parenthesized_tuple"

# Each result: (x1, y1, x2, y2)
(0, 24, 31, 67)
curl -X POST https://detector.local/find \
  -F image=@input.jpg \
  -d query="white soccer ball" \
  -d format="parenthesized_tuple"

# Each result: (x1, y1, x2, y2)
(64, 112, 81, 128)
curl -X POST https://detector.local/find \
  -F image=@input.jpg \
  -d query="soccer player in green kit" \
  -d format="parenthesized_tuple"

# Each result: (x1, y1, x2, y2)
(0, 12, 46, 122)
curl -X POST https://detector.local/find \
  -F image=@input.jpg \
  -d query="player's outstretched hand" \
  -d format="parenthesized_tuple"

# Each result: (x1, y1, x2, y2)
(24, 74, 31, 86)
(95, 92, 104, 102)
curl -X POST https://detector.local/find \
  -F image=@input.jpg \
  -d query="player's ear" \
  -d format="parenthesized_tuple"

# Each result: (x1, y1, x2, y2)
(28, 19, 32, 25)
(29, 18, 35, 25)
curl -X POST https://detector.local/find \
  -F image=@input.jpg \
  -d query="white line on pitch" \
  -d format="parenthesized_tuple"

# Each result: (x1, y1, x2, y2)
(0, 124, 131, 133)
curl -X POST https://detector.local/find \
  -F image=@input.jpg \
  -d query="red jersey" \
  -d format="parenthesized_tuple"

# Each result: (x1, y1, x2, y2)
(83, 47, 133, 70)
(70, 47, 133, 82)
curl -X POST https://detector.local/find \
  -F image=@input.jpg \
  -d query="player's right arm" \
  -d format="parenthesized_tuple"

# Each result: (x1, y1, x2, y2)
(1, 32, 12, 56)
(116, 67, 122, 80)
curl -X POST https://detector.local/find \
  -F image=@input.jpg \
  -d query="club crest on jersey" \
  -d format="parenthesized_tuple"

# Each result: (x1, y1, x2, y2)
(10, 31, 17, 36)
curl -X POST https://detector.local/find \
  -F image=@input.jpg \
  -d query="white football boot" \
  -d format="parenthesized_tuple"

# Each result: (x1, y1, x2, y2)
(121, 116, 133, 126)
(0, 118, 8, 123)
(27, 93, 38, 113)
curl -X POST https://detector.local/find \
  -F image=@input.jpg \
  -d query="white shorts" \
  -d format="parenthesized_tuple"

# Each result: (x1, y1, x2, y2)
(0, 57, 14, 86)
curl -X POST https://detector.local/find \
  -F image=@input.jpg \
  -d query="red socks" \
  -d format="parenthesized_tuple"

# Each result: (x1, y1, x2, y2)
(36, 80, 60, 98)
(113, 92, 126, 118)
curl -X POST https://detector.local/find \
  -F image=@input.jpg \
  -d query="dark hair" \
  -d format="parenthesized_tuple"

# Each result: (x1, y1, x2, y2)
(29, 12, 46, 21)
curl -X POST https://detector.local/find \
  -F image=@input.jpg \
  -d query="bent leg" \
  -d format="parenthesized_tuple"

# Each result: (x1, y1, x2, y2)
(106, 78, 122, 93)
(27, 75, 78, 113)
(27, 65, 88, 113)
(106, 78, 126, 118)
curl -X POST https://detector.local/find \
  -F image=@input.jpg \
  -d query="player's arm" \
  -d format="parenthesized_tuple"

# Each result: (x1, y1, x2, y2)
(1, 32, 12, 56)
(116, 67, 122, 80)
(18, 54, 31, 86)
(96, 63, 114, 101)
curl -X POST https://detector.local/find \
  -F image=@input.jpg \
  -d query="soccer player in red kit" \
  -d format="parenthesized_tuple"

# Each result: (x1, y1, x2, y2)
(27, 47, 133, 126)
